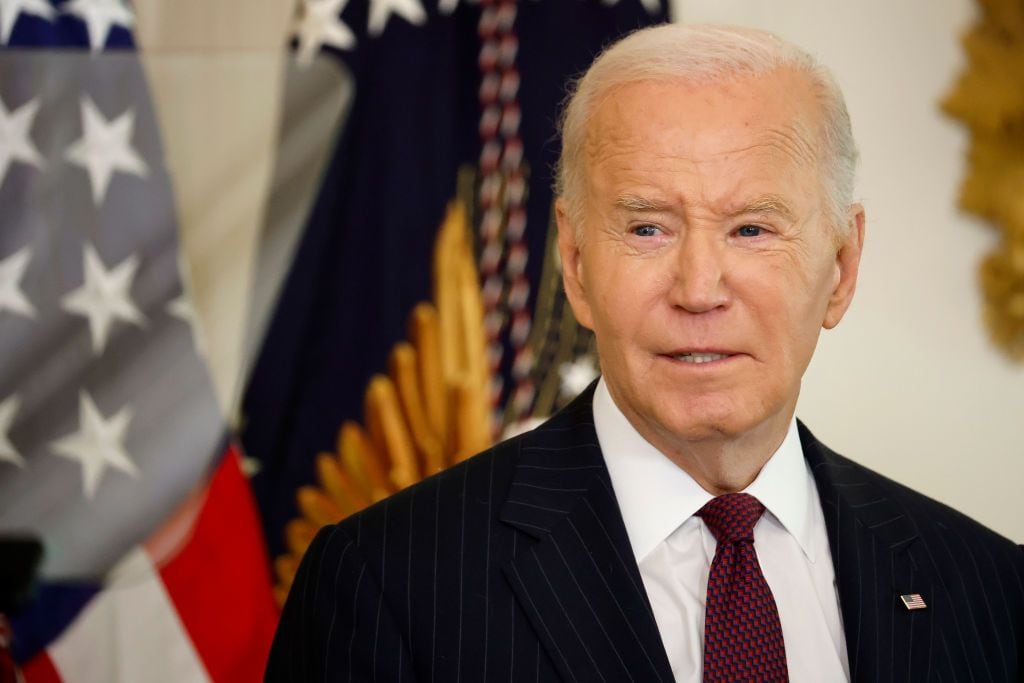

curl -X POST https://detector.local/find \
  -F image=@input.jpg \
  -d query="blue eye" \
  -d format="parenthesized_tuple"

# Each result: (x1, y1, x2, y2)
(632, 225, 660, 237)
(737, 225, 763, 237)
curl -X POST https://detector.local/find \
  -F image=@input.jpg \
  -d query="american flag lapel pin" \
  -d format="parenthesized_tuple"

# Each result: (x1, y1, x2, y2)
(900, 593, 927, 610)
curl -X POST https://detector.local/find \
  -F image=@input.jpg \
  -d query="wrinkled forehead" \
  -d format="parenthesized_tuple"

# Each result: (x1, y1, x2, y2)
(581, 69, 827, 184)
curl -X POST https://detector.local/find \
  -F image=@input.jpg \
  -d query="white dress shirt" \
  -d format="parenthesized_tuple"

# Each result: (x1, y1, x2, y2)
(593, 379, 850, 682)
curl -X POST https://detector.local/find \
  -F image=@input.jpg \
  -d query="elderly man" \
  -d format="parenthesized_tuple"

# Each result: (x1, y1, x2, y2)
(266, 24, 1024, 682)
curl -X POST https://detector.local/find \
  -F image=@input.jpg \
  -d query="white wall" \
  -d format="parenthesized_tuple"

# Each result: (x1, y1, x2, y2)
(674, 0, 1024, 541)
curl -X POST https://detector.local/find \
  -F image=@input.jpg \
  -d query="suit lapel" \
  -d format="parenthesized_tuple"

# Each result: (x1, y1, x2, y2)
(500, 390, 674, 682)
(801, 423, 938, 682)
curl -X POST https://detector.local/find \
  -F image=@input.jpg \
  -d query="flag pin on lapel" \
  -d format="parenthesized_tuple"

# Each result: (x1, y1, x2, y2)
(900, 593, 927, 610)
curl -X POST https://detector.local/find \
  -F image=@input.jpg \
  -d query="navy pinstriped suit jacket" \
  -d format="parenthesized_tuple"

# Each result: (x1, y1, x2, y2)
(266, 386, 1024, 682)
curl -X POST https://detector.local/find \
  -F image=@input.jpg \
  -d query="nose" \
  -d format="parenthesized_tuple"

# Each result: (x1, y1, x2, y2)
(669, 232, 731, 314)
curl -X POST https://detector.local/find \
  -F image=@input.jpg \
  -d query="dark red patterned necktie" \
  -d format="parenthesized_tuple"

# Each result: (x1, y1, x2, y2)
(697, 493, 788, 682)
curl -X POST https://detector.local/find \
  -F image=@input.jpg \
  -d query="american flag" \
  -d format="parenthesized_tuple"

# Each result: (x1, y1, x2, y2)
(0, 1, 276, 680)
(900, 593, 927, 610)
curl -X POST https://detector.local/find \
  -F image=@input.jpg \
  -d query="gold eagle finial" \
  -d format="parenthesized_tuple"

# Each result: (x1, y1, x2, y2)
(272, 200, 493, 604)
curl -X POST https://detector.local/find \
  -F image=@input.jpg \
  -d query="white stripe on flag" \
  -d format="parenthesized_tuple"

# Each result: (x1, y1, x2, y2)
(46, 548, 210, 683)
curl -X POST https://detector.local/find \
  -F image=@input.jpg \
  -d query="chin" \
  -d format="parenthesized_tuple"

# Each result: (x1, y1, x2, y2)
(660, 416, 741, 443)
(647, 399, 750, 444)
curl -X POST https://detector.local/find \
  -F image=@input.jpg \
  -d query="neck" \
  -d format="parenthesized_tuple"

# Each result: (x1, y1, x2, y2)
(617, 398, 796, 496)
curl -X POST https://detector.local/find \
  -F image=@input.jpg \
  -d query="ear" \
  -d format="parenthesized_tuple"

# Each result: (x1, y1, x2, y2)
(555, 198, 595, 330)
(822, 203, 865, 330)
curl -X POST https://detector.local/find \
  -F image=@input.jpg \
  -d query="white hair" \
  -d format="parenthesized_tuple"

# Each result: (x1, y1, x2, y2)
(555, 23, 859, 239)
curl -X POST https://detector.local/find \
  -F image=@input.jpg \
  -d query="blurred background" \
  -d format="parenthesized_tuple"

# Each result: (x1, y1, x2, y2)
(0, 0, 1020, 680)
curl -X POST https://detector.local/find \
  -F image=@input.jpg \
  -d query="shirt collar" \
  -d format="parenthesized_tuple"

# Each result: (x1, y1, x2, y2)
(593, 377, 818, 563)
(743, 416, 819, 562)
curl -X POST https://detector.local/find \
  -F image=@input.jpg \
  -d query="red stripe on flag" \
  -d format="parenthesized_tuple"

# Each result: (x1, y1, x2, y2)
(157, 445, 279, 682)
(21, 651, 62, 683)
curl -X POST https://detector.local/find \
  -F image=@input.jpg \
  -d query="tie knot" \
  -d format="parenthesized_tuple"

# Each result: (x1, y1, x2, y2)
(697, 493, 765, 544)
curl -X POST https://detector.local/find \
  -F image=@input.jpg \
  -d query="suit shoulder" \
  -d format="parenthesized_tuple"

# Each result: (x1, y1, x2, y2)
(333, 395, 596, 545)
(822, 446, 1022, 557)
(334, 428, 525, 547)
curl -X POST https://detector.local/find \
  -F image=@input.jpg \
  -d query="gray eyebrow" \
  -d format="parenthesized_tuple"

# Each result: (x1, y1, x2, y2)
(613, 194, 673, 212)
(613, 193, 798, 220)
(729, 194, 797, 221)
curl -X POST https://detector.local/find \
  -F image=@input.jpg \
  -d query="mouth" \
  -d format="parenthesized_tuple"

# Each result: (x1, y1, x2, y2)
(661, 350, 742, 366)
(673, 352, 731, 364)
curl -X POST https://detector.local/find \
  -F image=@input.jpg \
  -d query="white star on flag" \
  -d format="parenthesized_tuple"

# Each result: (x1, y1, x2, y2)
(0, 247, 36, 318)
(559, 355, 599, 398)
(293, 0, 356, 67)
(0, 0, 56, 44)
(51, 391, 138, 499)
(167, 290, 207, 357)
(60, 0, 133, 52)
(166, 291, 193, 324)
(239, 456, 262, 478)
(61, 243, 145, 356)
(0, 94, 44, 188)
(0, 395, 25, 468)
(65, 96, 148, 206)
(367, 0, 425, 37)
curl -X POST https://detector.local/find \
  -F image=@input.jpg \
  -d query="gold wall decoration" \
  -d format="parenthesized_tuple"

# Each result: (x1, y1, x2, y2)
(271, 200, 493, 605)
(943, 0, 1024, 360)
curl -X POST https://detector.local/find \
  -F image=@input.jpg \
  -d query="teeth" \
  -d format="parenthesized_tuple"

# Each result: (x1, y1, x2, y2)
(675, 353, 729, 364)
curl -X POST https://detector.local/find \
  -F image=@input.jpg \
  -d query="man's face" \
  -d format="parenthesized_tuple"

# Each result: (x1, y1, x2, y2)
(558, 69, 864, 453)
